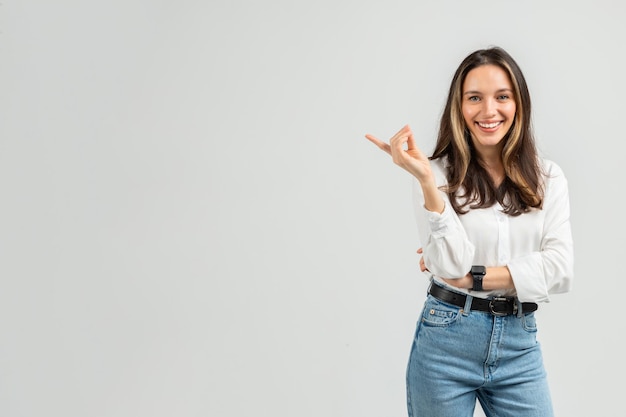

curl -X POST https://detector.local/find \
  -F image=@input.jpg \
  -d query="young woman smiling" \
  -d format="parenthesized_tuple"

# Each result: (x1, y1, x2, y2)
(365, 47, 573, 417)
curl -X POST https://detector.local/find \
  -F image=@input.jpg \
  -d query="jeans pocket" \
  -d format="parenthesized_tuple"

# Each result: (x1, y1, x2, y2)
(521, 312, 538, 332)
(420, 296, 462, 327)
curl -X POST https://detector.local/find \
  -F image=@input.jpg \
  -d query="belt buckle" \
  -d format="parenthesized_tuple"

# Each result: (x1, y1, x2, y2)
(489, 297, 514, 316)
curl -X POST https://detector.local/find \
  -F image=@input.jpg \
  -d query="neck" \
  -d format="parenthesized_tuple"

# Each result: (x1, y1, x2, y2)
(475, 150, 505, 186)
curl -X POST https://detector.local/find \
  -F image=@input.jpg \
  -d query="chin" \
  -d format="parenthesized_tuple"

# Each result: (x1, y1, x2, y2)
(471, 135, 506, 148)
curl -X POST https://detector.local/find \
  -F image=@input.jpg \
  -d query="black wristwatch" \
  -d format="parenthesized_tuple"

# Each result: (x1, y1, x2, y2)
(470, 265, 486, 291)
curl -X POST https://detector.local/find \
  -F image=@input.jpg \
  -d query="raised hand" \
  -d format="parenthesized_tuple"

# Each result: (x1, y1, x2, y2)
(365, 124, 433, 184)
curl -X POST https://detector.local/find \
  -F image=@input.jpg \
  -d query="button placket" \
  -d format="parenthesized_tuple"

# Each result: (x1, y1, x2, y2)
(495, 208, 510, 264)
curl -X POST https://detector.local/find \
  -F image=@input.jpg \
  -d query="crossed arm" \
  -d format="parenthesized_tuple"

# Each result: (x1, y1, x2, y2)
(366, 125, 515, 292)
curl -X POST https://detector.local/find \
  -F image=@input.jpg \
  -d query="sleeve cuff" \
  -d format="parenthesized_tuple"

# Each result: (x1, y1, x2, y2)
(508, 254, 550, 303)
(424, 202, 453, 237)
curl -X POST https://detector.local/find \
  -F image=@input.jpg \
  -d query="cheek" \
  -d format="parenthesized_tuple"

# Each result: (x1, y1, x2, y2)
(462, 106, 474, 125)
(505, 103, 517, 119)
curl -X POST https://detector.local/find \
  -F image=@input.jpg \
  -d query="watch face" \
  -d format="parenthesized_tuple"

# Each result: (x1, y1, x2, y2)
(471, 265, 486, 275)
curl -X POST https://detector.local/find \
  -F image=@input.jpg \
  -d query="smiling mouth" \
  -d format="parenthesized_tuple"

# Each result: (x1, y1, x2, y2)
(477, 121, 502, 129)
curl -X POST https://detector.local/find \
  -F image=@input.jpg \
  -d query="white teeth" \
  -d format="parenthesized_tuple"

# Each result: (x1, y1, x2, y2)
(478, 122, 500, 129)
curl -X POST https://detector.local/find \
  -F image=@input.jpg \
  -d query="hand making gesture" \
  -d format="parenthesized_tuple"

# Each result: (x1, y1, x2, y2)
(365, 124, 433, 184)
(365, 124, 444, 213)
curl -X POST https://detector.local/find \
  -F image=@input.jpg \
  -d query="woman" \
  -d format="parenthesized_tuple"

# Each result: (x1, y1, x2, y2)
(365, 47, 574, 417)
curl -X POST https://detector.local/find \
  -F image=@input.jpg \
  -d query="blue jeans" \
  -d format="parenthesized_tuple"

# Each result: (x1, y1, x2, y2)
(406, 291, 553, 417)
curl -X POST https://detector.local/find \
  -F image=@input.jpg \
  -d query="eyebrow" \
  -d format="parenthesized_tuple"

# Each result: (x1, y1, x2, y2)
(463, 88, 514, 96)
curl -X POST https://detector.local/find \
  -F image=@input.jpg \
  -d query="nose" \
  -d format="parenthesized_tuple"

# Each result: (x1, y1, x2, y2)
(482, 98, 497, 117)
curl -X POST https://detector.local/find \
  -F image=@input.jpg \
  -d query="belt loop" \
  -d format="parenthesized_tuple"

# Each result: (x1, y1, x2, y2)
(462, 292, 473, 316)
(516, 299, 523, 318)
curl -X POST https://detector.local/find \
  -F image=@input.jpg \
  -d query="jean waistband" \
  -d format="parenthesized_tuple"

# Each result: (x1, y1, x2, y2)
(428, 282, 538, 316)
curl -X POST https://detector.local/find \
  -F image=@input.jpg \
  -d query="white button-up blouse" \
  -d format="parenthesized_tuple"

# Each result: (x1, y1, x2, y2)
(412, 158, 574, 303)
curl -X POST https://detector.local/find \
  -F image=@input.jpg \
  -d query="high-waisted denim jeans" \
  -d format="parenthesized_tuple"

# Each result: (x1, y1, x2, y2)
(406, 291, 553, 417)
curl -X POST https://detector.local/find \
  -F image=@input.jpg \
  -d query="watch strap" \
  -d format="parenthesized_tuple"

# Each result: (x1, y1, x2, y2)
(471, 265, 486, 291)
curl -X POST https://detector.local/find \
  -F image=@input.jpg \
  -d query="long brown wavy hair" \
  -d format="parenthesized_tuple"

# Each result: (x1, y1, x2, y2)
(431, 47, 543, 216)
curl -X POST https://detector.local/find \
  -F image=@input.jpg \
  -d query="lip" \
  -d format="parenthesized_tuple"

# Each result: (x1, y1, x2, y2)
(475, 121, 503, 132)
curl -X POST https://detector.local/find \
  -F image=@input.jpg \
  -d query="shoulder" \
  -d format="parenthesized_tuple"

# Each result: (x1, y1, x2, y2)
(538, 158, 570, 202)
(539, 158, 568, 184)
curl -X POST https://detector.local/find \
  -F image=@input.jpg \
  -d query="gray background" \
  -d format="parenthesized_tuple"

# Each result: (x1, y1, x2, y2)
(1, 1, 624, 416)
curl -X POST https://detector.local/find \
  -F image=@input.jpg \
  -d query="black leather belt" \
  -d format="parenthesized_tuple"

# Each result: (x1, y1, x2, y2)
(428, 283, 538, 316)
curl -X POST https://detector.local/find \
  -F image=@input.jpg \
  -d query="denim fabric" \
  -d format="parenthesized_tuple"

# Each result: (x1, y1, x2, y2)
(406, 293, 553, 417)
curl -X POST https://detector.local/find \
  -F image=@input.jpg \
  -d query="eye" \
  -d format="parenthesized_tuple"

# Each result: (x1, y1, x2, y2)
(497, 94, 510, 101)
(468, 96, 480, 102)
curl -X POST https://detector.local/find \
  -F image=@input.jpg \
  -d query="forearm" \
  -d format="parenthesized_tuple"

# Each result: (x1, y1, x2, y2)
(482, 266, 515, 291)
(443, 266, 515, 291)
(419, 179, 445, 214)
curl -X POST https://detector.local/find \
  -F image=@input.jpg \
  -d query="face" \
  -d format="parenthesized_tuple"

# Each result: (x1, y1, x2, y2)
(461, 64, 516, 151)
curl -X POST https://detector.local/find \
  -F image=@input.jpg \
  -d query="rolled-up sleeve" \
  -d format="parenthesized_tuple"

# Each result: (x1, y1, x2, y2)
(507, 162, 574, 303)
(412, 178, 475, 279)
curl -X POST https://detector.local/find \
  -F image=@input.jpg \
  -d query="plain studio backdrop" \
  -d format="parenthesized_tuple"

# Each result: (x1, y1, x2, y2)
(1, 1, 625, 416)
